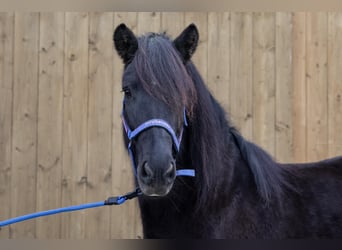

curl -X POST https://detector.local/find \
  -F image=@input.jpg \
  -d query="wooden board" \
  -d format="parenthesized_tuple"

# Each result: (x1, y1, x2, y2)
(252, 12, 276, 155)
(137, 12, 161, 35)
(11, 12, 39, 238)
(207, 12, 230, 112)
(306, 12, 328, 162)
(61, 12, 89, 239)
(328, 13, 342, 158)
(275, 12, 293, 162)
(292, 12, 307, 163)
(230, 12, 253, 140)
(85, 12, 113, 239)
(36, 12, 64, 239)
(161, 12, 185, 38)
(0, 12, 14, 239)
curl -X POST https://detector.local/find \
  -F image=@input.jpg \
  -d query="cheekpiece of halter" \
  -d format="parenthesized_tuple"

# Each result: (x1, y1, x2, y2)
(121, 105, 194, 177)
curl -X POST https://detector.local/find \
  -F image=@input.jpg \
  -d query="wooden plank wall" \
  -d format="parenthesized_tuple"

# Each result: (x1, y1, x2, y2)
(0, 12, 341, 239)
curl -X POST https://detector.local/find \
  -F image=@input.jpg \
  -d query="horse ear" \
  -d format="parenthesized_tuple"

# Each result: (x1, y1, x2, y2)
(174, 23, 199, 62)
(113, 23, 138, 64)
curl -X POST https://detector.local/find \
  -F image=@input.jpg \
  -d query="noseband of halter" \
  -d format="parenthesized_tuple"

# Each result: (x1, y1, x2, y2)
(121, 106, 195, 178)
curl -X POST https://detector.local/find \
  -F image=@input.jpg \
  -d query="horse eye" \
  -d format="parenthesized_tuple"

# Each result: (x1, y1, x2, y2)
(121, 87, 132, 98)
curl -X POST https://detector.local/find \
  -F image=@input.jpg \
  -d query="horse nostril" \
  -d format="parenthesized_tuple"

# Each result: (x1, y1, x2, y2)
(164, 163, 176, 181)
(141, 162, 153, 179)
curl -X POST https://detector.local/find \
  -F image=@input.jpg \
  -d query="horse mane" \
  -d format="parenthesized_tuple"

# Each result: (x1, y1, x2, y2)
(185, 62, 294, 208)
(229, 128, 291, 201)
(132, 32, 293, 209)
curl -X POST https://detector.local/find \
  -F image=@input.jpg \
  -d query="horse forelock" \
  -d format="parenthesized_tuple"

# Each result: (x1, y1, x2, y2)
(131, 32, 197, 117)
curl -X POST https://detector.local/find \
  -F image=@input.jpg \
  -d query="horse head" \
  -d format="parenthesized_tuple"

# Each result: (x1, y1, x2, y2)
(113, 23, 198, 196)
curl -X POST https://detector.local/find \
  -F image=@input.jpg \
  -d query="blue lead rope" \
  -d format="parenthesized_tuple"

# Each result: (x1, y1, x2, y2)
(0, 188, 141, 228)
(0, 169, 195, 229)
(0, 201, 105, 228)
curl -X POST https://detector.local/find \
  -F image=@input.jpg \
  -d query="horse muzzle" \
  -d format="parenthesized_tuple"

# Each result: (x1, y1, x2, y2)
(137, 161, 176, 196)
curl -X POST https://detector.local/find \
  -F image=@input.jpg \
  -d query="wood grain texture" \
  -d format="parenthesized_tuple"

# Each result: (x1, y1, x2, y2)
(11, 12, 39, 238)
(306, 12, 328, 161)
(252, 12, 276, 155)
(292, 12, 307, 163)
(208, 12, 230, 112)
(61, 12, 89, 239)
(36, 12, 64, 239)
(0, 12, 14, 239)
(275, 12, 293, 162)
(161, 12, 185, 38)
(328, 13, 342, 158)
(230, 12, 253, 140)
(85, 12, 113, 239)
(137, 12, 161, 35)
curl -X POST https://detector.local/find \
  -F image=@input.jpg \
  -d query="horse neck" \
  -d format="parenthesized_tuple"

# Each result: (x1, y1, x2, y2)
(176, 92, 255, 213)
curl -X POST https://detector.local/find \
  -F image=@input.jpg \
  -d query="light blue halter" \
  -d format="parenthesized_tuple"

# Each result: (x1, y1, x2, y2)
(121, 107, 195, 178)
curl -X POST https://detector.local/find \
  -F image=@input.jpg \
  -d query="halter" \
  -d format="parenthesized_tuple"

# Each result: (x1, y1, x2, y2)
(121, 106, 195, 177)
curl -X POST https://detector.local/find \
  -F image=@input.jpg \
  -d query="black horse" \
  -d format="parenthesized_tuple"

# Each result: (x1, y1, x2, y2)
(113, 23, 342, 239)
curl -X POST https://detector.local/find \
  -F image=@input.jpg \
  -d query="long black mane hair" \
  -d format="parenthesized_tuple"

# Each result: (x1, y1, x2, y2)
(185, 62, 295, 209)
